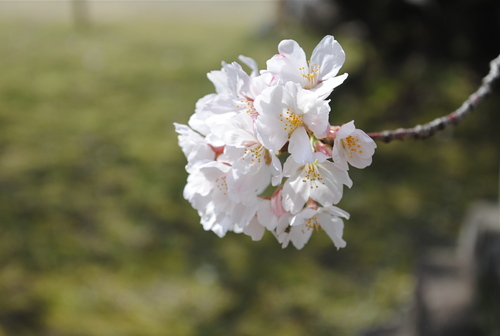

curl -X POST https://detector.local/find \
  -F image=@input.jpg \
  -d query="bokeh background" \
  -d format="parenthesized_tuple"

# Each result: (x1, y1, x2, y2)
(0, 0, 499, 335)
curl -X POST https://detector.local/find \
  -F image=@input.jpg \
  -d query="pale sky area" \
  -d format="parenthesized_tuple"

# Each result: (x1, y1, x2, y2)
(0, 0, 278, 26)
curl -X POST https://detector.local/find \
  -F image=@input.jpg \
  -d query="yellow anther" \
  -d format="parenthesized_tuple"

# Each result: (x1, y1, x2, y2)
(302, 162, 326, 187)
(299, 60, 321, 88)
(305, 216, 323, 232)
(342, 135, 362, 158)
(282, 109, 303, 134)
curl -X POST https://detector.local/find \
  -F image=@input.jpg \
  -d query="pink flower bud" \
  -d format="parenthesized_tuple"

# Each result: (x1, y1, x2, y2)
(271, 187, 286, 218)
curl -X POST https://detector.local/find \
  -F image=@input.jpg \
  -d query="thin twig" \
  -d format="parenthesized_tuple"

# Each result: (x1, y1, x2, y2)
(367, 53, 500, 143)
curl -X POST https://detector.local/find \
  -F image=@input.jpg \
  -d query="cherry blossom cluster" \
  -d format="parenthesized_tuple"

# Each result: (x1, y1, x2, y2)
(174, 36, 376, 249)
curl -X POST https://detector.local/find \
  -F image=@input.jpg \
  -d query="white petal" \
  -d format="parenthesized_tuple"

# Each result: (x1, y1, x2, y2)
(267, 39, 308, 85)
(288, 126, 314, 165)
(270, 153, 283, 186)
(290, 208, 317, 226)
(313, 73, 348, 100)
(336, 120, 356, 137)
(290, 225, 313, 250)
(301, 99, 331, 138)
(238, 55, 259, 77)
(174, 123, 215, 168)
(347, 155, 372, 169)
(320, 213, 347, 249)
(311, 35, 346, 81)
(227, 162, 271, 206)
(207, 68, 230, 95)
(211, 215, 233, 238)
(210, 112, 255, 147)
(257, 198, 279, 230)
(282, 176, 310, 214)
(324, 205, 350, 220)
(254, 85, 289, 152)
(243, 216, 266, 241)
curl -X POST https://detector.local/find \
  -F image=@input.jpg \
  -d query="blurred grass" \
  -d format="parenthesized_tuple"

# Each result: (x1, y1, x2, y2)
(0, 3, 499, 336)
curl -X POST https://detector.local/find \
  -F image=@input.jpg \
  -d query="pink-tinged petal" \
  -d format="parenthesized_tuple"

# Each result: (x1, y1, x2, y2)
(278, 39, 307, 63)
(257, 198, 279, 230)
(250, 72, 277, 98)
(267, 40, 308, 85)
(314, 141, 333, 157)
(270, 188, 286, 220)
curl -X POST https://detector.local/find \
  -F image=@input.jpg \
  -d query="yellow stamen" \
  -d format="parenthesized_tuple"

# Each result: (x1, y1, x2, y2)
(282, 108, 303, 135)
(302, 161, 326, 188)
(299, 60, 321, 89)
(305, 215, 323, 232)
(342, 135, 361, 159)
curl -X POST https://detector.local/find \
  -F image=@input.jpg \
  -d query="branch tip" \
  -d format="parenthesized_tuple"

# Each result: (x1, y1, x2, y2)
(369, 53, 500, 143)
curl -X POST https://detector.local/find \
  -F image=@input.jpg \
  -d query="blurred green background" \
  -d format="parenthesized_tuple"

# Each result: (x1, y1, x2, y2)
(0, 1, 498, 335)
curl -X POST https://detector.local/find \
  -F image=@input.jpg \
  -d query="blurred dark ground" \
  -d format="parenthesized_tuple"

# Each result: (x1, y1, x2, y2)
(0, 1, 499, 335)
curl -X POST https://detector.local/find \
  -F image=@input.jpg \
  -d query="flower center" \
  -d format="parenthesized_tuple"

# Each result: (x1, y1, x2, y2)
(299, 60, 321, 89)
(305, 215, 323, 232)
(236, 98, 258, 118)
(302, 161, 325, 189)
(215, 176, 228, 195)
(243, 143, 265, 164)
(342, 135, 363, 158)
(280, 108, 303, 135)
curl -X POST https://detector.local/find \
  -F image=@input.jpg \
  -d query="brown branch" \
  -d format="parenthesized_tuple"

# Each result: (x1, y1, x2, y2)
(367, 53, 500, 143)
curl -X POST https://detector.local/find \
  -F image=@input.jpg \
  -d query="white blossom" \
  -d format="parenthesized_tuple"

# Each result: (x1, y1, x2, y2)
(183, 161, 257, 237)
(281, 152, 352, 214)
(173, 123, 215, 172)
(276, 205, 349, 249)
(266, 35, 348, 99)
(174, 35, 376, 250)
(332, 120, 377, 170)
(254, 82, 330, 163)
